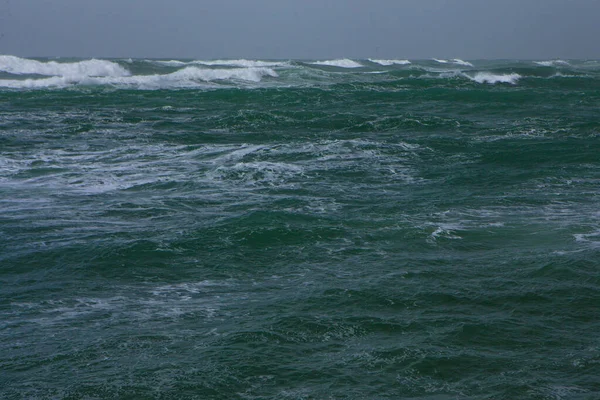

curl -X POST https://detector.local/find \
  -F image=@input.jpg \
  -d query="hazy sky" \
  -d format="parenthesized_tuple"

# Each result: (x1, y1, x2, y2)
(1, 0, 598, 59)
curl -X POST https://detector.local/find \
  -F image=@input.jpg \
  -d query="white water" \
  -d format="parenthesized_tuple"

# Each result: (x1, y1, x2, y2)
(468, 72, 521, 85)
(310, 59, 363, 68)
(152, 59, 289, 68)
(534, 60, 571, 67)
(368, 59, 411, 66)
(0, 55, 130, 77)
(0, 66, 278, 89)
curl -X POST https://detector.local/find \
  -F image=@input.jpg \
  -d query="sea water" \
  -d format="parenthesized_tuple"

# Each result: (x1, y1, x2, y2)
(1, 56, 599, 399)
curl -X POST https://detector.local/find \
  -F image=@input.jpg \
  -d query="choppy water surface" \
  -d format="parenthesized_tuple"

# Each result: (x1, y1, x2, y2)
(1, 56, 600, 399)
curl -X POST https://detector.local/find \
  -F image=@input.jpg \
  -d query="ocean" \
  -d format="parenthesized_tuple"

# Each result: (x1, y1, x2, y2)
(1, 56, 599, 399)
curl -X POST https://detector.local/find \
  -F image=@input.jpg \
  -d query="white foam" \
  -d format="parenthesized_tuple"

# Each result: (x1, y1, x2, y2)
(192, 59, 289, 68)
(451, 59, 474, 67)
(0, 66, 278, 89)
(468, 72, 521, 85)
(151, 59, 289, 68)
(151, 60, 188, 67)
(368, 59, 411, 66)
(311, 59, 363, 68)
(574, 230, 600, 248)
(534, 60, 571, 67)
(168, 66, 278, 82)
(211, 161, 304, 185)
(432, 58, 473, 67)
(0, 55, 130, 77)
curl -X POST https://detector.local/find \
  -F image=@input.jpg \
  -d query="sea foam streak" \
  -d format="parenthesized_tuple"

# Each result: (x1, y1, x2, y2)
(311, 59, 363, 68)
(368, 59, 411, 66)
(0, 55, 130, 77)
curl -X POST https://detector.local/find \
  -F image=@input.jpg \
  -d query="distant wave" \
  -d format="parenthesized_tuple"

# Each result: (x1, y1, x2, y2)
(451, 59, 474, 67)
(468, 72, 521, 85)
(0, 66, 278, 89)
(151, 59, 290, 68)
(149, 60, 188, 67)
(534, 60, 571, 67)
(433, 58, 473, 67)
(0, 55, 130, 77)
(310, 59, 363, 68)
(368, 59, 411, 66)
(193, 59, 289, 68)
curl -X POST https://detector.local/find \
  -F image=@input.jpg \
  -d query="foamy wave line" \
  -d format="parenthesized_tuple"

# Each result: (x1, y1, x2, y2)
(193, 59, 289, 68)
(433, 58, 473, 67)
(534, 60, 571, 67)
(310, 59, 363, 68)
(152, 59, 289, 68)
(0, 66, 278, 89)
(451, 59, 474, 67)
(467, 72, 521, 85)
(368, 59, 411, 66)
(0, 55, 130, 77)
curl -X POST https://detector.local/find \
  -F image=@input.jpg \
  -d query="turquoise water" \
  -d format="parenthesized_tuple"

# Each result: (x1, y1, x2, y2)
(1, 56, 599, 399)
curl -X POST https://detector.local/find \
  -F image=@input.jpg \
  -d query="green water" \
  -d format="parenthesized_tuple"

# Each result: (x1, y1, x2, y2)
(1, 57, 599, 399)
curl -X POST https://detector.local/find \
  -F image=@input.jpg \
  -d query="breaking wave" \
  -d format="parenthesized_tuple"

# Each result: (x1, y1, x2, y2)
(534, 60, 571, 67)
(433, 58, 473, 67)
(152, 59, 289, 68)
(0, 55, 130, 77)
(468, 72, 521, 85)
(368, 59, 411, 66)
(451, 59, 474, 67)
(310, 59, 363, 68)
(0, 66, 278, 89)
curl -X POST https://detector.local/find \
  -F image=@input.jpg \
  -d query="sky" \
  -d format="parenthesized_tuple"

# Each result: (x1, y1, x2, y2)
(0, 0, 599, 59)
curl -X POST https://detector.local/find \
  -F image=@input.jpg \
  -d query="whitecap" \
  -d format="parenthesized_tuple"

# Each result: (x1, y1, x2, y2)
(0, 66, 279, 89)
(368, 59, 411, 66)
(433, 58, 473, 67)
(534, 60, 571, 67)
(151, 60, 188, 67)
(0, 55, 130, 77)
(451, 59, 474, 67)
(310, 59, 363, 68)
(192, 59, 290, 68)
(168, 66, 278, 82)
(150, 59, 289, 68)
(468, 72, 521, 85)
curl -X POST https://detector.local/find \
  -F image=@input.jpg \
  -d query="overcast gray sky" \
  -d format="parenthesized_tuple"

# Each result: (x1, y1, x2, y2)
(1, 0, 598, 59)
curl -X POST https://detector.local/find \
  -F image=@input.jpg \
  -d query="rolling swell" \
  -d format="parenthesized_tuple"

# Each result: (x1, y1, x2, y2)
(1, 56, 600, 399)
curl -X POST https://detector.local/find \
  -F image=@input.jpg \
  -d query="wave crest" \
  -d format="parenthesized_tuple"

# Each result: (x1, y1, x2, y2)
(468, 72, 521, 85)
(0, 55, 130, 77)
(368, 59, 411, 66)
(311, 59, 363, 68)
(152, 59, 289, 68)
(0, 66, 278, 89)
(433, 58, 473, 67)
(534, 60, 571, 67)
